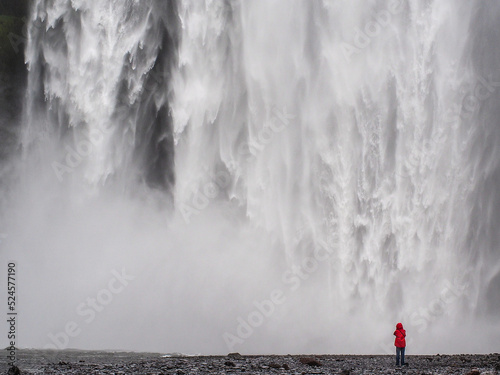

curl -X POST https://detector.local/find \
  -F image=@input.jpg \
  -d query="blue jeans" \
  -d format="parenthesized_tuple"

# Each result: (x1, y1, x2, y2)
(396, 347, 405, 365)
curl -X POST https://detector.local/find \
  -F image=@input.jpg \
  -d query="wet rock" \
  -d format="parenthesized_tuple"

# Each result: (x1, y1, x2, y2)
(268, 362, 281, 369)
(299, 357, 322, 366)
(8, 366, 21, 375)
(225, 360, 236, 367)
(465, 370, 480, 375)
(282, 363, 290, 370)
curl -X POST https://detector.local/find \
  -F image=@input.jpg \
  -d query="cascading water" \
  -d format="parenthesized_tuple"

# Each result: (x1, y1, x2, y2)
(0, 0, 499, 354)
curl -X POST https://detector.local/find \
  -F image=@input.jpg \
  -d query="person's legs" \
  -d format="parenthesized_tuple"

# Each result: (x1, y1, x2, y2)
(401, 347, 405, 365)
(396, 347, 400, 366)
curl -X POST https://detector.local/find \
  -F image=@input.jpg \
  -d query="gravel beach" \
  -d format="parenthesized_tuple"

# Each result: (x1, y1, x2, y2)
(3, 350, 500, 374)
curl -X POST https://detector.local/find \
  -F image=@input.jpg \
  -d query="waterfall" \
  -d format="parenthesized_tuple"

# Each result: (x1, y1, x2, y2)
(0, 0, 499, 354)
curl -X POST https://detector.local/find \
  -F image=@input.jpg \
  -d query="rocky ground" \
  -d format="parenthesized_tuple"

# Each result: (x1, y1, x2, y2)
(2, 351, 500, 375)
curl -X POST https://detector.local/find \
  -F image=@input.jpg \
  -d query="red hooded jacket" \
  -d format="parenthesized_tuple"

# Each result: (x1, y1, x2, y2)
(394, 323, 406, 348)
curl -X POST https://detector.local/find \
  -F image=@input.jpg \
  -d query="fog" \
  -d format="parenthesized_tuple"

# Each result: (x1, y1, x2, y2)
(0, 0, 499, 355)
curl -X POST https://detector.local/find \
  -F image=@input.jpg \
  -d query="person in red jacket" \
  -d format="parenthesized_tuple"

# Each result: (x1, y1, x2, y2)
(394, 322, 406, 366)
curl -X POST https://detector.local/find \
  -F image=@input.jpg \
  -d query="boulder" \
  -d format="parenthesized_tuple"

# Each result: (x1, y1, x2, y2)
(299, 357, 322, 366)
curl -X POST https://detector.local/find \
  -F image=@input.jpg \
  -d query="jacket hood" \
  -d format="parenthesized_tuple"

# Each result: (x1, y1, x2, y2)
(396, 323, 403, 329)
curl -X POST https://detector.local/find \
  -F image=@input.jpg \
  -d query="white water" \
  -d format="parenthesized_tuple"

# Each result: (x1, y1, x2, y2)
(1, 0, 499, 354)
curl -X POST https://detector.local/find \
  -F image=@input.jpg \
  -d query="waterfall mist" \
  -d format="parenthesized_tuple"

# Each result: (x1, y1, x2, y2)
(0, 0, 499, 354)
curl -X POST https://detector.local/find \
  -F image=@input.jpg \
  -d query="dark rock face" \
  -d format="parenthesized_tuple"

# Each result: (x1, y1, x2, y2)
(0, 0, 28, 163)
(0, 0, 27, 76)
(0, 0, 29, 18)
(7, 365, 21, 375)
